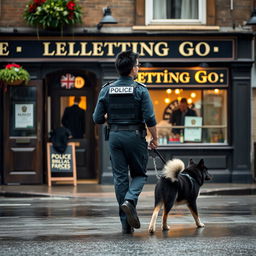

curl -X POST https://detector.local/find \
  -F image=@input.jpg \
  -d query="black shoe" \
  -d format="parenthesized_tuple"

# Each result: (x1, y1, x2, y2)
(122, 227, 134, 234)
(121, 200, 140, 229)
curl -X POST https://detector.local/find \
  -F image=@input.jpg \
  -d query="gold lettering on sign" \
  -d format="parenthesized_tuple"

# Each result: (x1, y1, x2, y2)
(195, 71, 207, 83)
(117, 42, 131, 52)
(43, 42, 55, 56)
(80, 42, 92, 56)
(104, 42, 117, 56)
(154, 42, 169, 56)
(137, 73, 146, 83)
(195, 42, 210, 56)
(194, 71, 221, 84)
(56, 42, 67, 56)
(139, 42, 154, 56)
(179, 41, 194, 56)
(68, 42, 80, 56)
(179, 41, 211, 57)
(131, 42, 139, 54)
(137, 71, 192, 84)
(92, 42, 104, 56)
(180, 72, 190, 83)
(137, 69, 225, 85)
(0, 42, 9, 56)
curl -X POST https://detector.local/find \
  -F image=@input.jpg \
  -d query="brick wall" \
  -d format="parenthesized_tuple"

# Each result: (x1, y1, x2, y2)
(216, 0, 252, 27)
(0, 0, 253, 29)
(0, 0, 134, 28)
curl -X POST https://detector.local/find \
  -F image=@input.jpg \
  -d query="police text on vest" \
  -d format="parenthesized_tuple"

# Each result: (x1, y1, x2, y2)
(109, 87, 134, 94)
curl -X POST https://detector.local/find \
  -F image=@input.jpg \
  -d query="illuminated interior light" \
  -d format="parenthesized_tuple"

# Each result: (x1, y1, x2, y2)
(177, 96, 182, 102)
(175, 89, 180, 94)
(164, 98, 170, 104)
(154, 100, 159, 105)
(191, 92, 196, 98)
(166, 89, 172, 94)
(187, 98, 193, 104)
(214, 89, 220, 94)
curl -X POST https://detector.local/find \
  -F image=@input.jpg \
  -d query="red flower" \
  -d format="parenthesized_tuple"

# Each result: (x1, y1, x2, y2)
(67, 1, 76, 11)
(34, 0, 46, 4)
(5, 64, 21, 69)
(29, 3, 37, 13)
(68, 12, 74, 20)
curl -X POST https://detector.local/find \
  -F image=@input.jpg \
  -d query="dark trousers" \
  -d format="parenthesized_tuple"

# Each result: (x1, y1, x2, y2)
(109, 130, 148, 229)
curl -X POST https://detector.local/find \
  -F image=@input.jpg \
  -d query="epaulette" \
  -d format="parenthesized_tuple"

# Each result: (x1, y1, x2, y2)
(135, 81, 146, 87)
(102, 81, 113, 88)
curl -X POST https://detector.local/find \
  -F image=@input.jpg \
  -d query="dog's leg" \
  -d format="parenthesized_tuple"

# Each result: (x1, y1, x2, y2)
(148, 203, 162, 234)
(187, 202, 205, 228)
(161, 207, 170, 231)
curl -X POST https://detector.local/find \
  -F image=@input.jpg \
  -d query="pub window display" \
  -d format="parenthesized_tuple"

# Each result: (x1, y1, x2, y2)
(147, 88, 227, 145)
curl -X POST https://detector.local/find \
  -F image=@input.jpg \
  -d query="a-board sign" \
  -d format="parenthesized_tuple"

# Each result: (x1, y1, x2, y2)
(47, 142, 77, 186)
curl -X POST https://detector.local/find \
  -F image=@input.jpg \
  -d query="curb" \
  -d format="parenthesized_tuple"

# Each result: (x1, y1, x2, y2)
(200, 188, 256, 196)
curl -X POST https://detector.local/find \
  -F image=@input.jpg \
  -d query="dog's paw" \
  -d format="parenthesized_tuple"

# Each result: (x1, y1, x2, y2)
(148, 226, 155, 234)
(197, 222, 205, 228)
(162, 225, 170, 231)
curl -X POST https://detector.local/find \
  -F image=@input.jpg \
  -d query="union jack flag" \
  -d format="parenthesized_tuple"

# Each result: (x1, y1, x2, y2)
(60, 73, 75, 89)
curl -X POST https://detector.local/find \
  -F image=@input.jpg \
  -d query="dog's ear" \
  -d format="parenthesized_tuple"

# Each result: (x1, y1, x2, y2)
(189, 159, 195, 165)
(197, 159, 205, 168)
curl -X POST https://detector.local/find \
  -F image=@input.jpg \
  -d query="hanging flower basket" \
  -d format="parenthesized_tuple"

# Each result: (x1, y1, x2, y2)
(8, 79, 25, 86)
(23, 0, 82, 30)
(0, 64, 30, 90)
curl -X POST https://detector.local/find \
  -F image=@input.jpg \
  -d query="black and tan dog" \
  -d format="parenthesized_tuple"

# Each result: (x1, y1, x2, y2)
(148, 158, 211, 234)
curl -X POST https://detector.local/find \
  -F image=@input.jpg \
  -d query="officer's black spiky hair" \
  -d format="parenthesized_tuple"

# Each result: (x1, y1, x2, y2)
(115, 50, 139, 76)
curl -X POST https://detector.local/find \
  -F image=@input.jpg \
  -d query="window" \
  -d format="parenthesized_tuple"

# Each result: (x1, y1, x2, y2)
(9, 86, 37, 137)
(146, 0, 206, 25)
(146, 88, 228, 145)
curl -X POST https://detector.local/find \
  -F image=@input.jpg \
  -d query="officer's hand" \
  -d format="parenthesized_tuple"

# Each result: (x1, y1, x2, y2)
(149, 138, 158, 149)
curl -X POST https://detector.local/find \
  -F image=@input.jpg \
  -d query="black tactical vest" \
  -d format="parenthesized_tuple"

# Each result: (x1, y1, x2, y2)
(107, 82, 143, 124)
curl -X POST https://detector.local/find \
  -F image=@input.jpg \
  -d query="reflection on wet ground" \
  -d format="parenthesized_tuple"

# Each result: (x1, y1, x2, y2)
(0, 195, 256, 255)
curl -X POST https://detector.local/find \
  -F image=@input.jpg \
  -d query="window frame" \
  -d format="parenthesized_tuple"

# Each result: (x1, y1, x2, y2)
(145, 0, 207, 25)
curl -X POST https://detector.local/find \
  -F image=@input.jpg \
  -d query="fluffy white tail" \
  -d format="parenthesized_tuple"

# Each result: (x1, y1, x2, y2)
(162, 159, 185, 182)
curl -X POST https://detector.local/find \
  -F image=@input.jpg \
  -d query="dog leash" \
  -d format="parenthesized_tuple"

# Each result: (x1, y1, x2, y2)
(153, 148, 167, 165)
(152, 149, 195, 189)
(152, 149, 167, 179)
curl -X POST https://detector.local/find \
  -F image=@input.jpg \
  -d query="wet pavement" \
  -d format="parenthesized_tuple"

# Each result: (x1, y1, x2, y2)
(1, 183, 256, 198)
(0, 188, 256, 255)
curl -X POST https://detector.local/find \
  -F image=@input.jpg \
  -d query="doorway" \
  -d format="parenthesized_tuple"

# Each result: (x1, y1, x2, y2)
(3, 81, 43, 184)
(46, 69, 98, 181)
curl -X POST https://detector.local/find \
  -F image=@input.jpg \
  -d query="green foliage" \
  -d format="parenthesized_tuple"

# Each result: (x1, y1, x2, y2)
(0, 66, 30, 84)
(24, 0, 82, 29)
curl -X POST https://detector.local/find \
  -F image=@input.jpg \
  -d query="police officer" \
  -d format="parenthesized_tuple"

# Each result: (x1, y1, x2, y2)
(93, 50, 158, 234)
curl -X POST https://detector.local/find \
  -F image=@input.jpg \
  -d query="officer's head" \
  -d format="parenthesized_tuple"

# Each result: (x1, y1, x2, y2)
(115, 50, 139, 77)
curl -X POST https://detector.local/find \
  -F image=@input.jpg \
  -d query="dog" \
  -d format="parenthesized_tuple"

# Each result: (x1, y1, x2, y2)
(148, 158, 212, 234)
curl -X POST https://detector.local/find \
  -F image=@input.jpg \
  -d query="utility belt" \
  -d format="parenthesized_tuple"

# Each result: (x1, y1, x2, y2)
(104, 124, 146, 140)
(109, 124, 145, 131)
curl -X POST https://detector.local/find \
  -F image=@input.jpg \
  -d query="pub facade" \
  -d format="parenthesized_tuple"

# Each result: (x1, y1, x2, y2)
(0, 0, 254, 184)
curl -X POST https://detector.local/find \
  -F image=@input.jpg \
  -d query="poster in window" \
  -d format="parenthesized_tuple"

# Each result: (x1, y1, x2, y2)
(15, 103, 34, 129)
(184, 116, 202, 142)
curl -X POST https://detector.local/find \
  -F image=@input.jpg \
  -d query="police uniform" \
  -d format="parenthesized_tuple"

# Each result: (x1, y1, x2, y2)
(93, 76, 156, 231)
